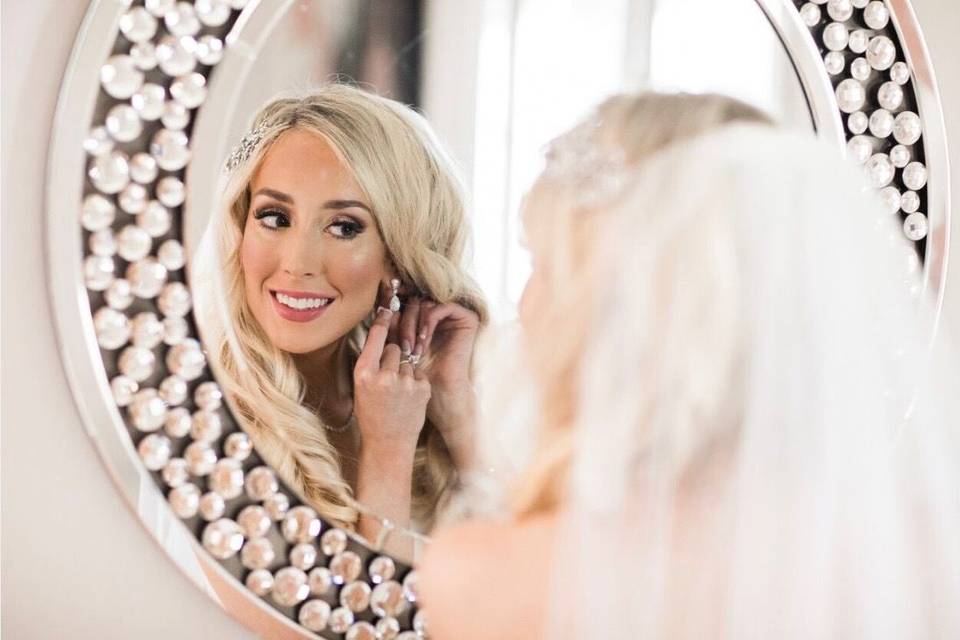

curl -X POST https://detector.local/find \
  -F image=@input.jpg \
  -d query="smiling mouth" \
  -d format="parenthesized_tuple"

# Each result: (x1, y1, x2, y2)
(273, 291, 332, 310)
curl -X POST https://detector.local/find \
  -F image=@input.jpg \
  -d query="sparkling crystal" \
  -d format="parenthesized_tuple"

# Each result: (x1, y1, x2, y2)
(130, 42, 158, 71)
(81, 194, 116, 231)
(879, 186, 901, 214)
(119, 183, 148, 214)
(89, 151, 130, 194)
(846, 135, 875, 164)
(199, 491, 226, 521)
(137, 200, 172, 237)
(901, 190, 921, 213)
(159, 282, 192, 317)
(800, 3, 821, 27)
(890, 61, 911, 85)
(264, 492, 289, 520)
(852, 0, 869, 7)
(241, 536, 275, 570)
(166, 338, 205, 380)
(290, 543, 318, 570)
(847, 111, 868, 135)
(165, 2, 201, 36)
(163, 316, 189, 345)
(224, 432, 252, 460)
(283, 506, 322, 544)
(88, 227, 116, 256)
(826, 0, 852, 22)
(866, 36, 896, 71)
(161, 101, 190, 131)
(168, 482, 200, 518)
(309, 567, 333, 595)
(340, 581, 372, 613)
(299, 599, 332, 633)
(106, 278, 134, 310)
(84, 126, 114, 157)
(164, 405, 192, 436)
(138, 433, 172, 470)
(111, 374, 139, 407)
(170, 73, 207, 109)
(850, 57, 871, 82)
(246, 569, 274, 596)
(863, 0, 889, 29)
(413, 610, 428, 636)
(823, 51, 844, 75)
(822, 22, 849, 51)
(85, 255, 115, 290)
(156, 176, 186, 207)
(237, 505, 271, 538)
(329, 551, 362, 585)
(893, 111, 922, 145)
(195, 35, 224, 65)
(329, 607, 355, 634)
(877, 81, 904, 111)
(185, 440, 217, 475)
(368, 556, 396, 584)
(119, 345, 156, 381)
(193, 381, 223, 410)
(902, 162, 928, 190)
(835, 78, 865, 114)
(162, 457, 190, 487)
(321, 528, 348, 556)
(402, 571, 419, 603)
(131, 312, 165, 348)
(132, 83, 166, 121)
(106, 104, 143, 143)
(346, 621, 376, 640)
(156, 35, 197, 77)
(145, 0, 176, 17)
(194, 0, 231, 26)
(101, 55, 144, 99)
(848, 29, 869, 54)
(210, 458, 244, 499)
(151, 129, 190, 171)
(94, 307, 130, 349)
(202, 518, 244, 559)
(129, 388, 167, 432)
(868, 109, 894, 139)
(865, 153, 895, 188)
(246, 466, 280, 501)
(156, 369, 191, 403)
(158, 239, 186, 271)
(127, 258, 168, 298)
(890, 144, 911, 168)
(129, 153, 159, 184)
(903, 212, 928, 241)
(370, 581, 406, 618)
(376, 617, 401, 640)
(272, 567, 310, 607)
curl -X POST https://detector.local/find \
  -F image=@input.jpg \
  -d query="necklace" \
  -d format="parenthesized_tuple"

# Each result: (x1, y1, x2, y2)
(322, 411, 356, 433)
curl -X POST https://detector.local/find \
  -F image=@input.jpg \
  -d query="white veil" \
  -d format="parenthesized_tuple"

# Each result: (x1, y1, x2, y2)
(529, 126, 960, 638)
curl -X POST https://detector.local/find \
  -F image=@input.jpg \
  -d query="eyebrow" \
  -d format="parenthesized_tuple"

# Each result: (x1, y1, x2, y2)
(252, 188, 372, 213)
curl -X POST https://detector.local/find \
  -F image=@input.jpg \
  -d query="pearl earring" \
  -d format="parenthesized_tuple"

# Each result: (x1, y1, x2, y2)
(389, 278, 401, 313)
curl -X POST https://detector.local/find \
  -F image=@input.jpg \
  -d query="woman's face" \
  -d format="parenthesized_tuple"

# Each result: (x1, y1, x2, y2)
(240, 128, 390, 355)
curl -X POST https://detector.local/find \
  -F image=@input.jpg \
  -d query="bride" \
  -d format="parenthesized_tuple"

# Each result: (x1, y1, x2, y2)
(420, 93, 960, 639)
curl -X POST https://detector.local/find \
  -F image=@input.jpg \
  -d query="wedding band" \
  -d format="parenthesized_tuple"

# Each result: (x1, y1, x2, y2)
(399, 356, 414, 366)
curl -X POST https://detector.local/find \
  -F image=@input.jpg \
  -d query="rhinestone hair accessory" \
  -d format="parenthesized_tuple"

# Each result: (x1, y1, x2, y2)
(224, 123, 270, 172)
(540, 117, 628, 207)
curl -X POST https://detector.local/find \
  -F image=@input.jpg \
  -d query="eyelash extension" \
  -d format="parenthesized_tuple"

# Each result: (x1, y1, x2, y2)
(253, 207, 289, 229)
(329, 218, 365, 240)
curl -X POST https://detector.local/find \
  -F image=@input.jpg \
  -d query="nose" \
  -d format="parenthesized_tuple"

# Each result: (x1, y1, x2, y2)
(279, 231, 321, 279)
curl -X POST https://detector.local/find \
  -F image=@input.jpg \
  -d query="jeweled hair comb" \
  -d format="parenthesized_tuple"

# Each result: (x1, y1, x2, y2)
(224, 123, 271, 172)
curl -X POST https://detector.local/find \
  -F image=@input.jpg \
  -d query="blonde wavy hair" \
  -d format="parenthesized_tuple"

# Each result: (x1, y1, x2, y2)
(511, 92, 772, 517)
(196, 84, 488, 529)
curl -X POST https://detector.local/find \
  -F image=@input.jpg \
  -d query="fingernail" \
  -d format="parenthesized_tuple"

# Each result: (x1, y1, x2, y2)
(413, 342, 423, 357)
(377, 307, 393, 320)
(419, 330, 427, 340)
(402, 340, 411, 356)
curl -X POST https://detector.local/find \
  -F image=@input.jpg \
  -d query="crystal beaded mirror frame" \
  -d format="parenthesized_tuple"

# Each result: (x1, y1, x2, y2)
(46, 0, 949, 638)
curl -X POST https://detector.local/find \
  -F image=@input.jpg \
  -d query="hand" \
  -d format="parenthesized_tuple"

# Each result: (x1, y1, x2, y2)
(353, 308, 432, 457)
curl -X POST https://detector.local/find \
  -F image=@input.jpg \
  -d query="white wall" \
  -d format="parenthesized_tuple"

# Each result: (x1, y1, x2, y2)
(2, 1, 958, 638)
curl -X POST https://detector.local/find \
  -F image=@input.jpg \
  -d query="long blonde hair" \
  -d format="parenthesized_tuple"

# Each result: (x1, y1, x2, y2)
(511, 92, 771, 516)
(197, 84, 488, 529)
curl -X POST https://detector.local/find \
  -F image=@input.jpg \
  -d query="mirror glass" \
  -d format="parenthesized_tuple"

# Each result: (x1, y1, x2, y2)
(186, 0, 812, 550)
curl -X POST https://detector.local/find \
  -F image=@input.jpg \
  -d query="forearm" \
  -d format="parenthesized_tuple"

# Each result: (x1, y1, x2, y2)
(355, 441, 416, 546)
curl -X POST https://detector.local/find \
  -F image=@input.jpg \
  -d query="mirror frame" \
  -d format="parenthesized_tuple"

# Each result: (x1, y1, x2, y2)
(46, 0, 950, 637)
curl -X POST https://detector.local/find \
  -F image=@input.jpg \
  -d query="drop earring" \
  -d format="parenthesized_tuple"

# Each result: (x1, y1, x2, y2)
(389, 278, 401, 313)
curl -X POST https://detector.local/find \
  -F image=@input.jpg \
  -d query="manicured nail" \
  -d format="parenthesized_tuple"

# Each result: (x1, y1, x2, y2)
(419, 329, 427, 340)
(402, 340, 411, 356)
(377, 307, 393, 320)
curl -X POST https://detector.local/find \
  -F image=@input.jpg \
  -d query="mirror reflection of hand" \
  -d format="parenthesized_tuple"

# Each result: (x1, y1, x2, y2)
(353, 308, 431, 457)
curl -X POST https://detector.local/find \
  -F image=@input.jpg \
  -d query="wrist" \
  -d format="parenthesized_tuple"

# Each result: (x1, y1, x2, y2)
(359, 436, 417, 474)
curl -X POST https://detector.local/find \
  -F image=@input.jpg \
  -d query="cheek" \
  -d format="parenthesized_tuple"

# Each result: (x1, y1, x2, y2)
(328, 240, 387, 300)
(239, 231, 273, 291)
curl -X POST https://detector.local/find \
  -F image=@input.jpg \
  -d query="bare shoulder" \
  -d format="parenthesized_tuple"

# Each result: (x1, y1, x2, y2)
(419, 513, 559, 640)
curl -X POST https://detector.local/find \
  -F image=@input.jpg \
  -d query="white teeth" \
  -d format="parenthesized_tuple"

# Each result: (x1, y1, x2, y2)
(276, 293, 330, 310)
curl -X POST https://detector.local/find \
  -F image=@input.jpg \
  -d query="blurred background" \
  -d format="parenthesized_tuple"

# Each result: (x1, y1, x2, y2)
(3, 1, 958, 637)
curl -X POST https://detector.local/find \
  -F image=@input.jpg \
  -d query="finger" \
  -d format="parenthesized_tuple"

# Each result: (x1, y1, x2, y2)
(416, 303, 463, 355)
(399, 297, 422, 355)
(356, 308, 393, 373)
(381, 343, 402, 372)
(399, 358, 415, 378)
(413, 301, 436, 357)
(386, 303, 402, 345)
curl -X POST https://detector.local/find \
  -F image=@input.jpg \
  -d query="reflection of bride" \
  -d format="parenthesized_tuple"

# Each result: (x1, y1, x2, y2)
(194, 84, 488, 539)
(421, 94, 960, 639)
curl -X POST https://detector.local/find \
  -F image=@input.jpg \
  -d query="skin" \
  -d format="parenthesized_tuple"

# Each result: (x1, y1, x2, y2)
(239, 128, 480, 542)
